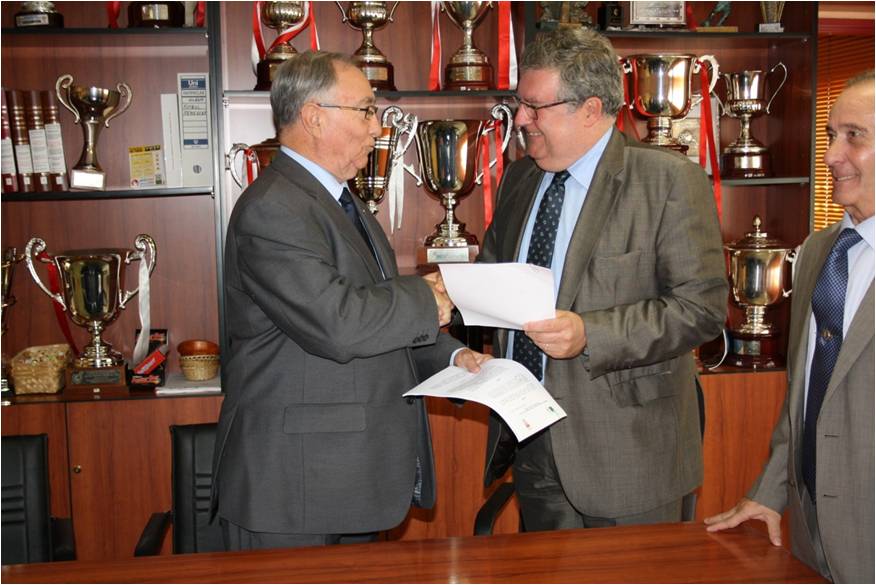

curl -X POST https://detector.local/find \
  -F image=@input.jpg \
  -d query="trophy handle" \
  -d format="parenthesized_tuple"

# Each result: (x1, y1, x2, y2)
(475, 103, 514, 184)
(765, 61, 788, 115)
(691, 55, 720, 107)
(393, 113, 418, 162)
(381, 105, 404, 127)
(120, 234, 157, 308)
(782, 247, 797, 298)
(24, 238, 66, 309)
(714, 75, 729, 117)
(388, 1, 400, 21)
(335, 1, 355, 28)
(104, 82, 133, 128)
(227, 143, 249, 188)
(55, 74, 80, 124)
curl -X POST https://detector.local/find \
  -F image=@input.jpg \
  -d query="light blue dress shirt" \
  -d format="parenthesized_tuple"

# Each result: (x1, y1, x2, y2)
(505, 126, 614, 376)
(280, 145, 346, 203)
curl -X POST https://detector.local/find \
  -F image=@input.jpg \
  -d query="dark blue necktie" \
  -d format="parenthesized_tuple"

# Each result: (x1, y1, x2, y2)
(512, 170, 570, 380)
(801, 227, 862, 501)
(339, 188, 378, 262)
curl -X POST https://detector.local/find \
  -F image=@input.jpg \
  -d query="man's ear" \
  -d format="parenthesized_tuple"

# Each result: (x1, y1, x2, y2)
(300, 102, 323, 137)
(582, 96, 605, 124)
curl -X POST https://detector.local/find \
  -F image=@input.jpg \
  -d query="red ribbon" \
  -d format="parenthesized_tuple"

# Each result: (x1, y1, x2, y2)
(107, 1, 120, 28)
(307, 1, 319, 51)
(428, 2, 442, 91)
(497, 2, 511, 90)
(195, 1, 206, 27)
(618, 60, 641, 140)
(244, 148, 259, 185)
(697, 61, 722, 221)
(253, 2, 267, 60)
(36, 252, 79, 356)
(480, 120, 505, 228)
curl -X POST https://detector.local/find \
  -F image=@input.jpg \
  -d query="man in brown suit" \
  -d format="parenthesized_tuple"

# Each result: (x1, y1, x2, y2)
(706, 72, 874, 584)
(479, 28, 727, 529)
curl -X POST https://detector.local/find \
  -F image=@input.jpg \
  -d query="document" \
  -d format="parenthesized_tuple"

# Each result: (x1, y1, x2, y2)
(439, 262, 556, 329)
(404, 359, 566, 442)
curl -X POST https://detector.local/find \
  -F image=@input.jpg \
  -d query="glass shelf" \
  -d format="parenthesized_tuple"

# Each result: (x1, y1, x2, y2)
(1, 186, 213, 202)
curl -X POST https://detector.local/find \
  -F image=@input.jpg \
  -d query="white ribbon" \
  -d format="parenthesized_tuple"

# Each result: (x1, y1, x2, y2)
(508, 8, 518, 90)
(388, 156, 405, 232)
(250, 1, 313, 75)
(131, 257, 151, 366)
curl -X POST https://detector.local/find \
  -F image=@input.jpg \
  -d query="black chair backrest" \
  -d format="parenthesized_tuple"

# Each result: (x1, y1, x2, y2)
(1, 434, 52, 565)
(170, 423, 224, 554)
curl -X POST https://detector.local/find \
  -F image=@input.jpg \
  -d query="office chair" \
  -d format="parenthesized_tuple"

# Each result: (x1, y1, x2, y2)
(134, 423, 224, 555)
(1, 434, 76, 564)
(474, 379, 706, 535)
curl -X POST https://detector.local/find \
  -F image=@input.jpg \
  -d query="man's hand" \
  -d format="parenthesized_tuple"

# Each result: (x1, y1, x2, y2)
(523, 310, 587, 359)
(422, 272, 453, 327)
(453, 348, 493, 373)
(704, 497, 783, 546)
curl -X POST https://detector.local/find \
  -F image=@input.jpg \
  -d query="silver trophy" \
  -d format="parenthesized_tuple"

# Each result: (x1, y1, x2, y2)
(349, 105, 417, 214)
(717, 63, 788, 178)
(623, 53, 719, 154)
(415, 103, 513, 263)
(55, 74, 133, 190)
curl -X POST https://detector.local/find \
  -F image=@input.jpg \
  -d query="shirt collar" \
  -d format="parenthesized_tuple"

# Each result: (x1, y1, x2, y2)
(843, 211, 875, 250)
(280, 145, 346, 202)
(565, 125, 614, 186)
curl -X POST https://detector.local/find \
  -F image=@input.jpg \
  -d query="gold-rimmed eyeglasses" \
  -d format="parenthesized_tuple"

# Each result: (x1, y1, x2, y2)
(316, 103, 379, 120)
(511, 96, 573, 120)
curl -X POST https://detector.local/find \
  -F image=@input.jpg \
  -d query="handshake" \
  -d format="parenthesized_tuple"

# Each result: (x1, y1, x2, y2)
(422, 272, 454, 327)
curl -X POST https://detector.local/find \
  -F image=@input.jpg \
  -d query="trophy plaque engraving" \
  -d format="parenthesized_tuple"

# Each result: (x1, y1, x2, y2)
(725, 216, 794, 368)
(14, 1, 64, 28)
(442, 1, 494, 91)
(55, 74, 133, 191)
(624, 53, 719, 154)
(24, 235, 157, 392)
(128, 1, 185, 28)
(717, 62, 787, 179)
(349, 105, 417, 214)
(254, 1, 307, 91)
(415, 104, 513, 264)
(336, 1, 400, 91)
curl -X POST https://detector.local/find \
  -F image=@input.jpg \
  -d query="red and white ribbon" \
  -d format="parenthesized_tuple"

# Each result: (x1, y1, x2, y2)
(428, 1, 443, 91)
(251, 1, 318, 75)
(697, 60, 721, 221)
(496, 2, 518, 90)
(479, 119, 505, 228)
(106, 1, 121, 28)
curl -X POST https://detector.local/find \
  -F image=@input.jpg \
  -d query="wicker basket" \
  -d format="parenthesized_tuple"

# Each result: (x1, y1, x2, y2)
(11, 343, 72, 394)
(179, 354, 220, 381)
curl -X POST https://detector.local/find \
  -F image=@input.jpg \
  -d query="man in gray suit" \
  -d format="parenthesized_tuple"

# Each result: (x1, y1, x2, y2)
(212, 51, 489, 549)
(706, 72, 874, 583)
(479, 28, 727, 530)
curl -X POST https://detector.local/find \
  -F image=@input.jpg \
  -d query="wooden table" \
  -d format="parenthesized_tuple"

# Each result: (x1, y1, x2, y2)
(2, 522, 825, 583)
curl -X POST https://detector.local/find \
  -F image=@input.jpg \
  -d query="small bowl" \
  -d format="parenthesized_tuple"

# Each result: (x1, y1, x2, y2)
(177, 339, 220, 357)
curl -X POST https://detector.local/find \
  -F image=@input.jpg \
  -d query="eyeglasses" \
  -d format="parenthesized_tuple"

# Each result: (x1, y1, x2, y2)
(315, 103, 379, 120)
(511, 96, 573, 120)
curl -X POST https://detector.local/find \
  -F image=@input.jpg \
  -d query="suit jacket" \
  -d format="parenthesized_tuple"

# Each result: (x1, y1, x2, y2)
(212, 153, 461, 534)
(481, 129, 728, 518)
(749, 221, 874, 583)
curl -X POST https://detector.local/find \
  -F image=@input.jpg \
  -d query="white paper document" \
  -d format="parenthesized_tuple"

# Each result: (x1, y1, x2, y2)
(439, 263, 556, 330)
(404, 359, 566, 442)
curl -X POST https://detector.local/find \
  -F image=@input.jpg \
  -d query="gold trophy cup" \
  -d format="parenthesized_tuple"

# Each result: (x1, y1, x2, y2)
(1, 248, 25, 394)
(336, 1, 400, 90)
(442, 1, 494, 91)
(254, 1, 307, 91)
(227, 137, 281, 188)
(55, 74, 133, 190)
(24, 235, 157, 391)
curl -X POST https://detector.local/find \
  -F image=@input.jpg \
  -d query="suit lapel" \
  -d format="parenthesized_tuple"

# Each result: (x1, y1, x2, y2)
(556, 129, 625, 310)
(503, 165, 544, 262)
(825, 281, 874, 402)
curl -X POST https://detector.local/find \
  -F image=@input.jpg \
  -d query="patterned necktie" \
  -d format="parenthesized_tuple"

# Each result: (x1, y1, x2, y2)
(339, 188, 378, 260)
(512, 170, 570, 379)
(801, 227, 862, 501)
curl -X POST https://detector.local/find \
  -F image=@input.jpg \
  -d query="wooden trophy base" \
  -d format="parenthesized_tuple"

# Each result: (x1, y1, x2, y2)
(418, 245, 479, 266)
(727, 332, 782, 369)
(356, 60, 396, 91)
(444, 63, 493, 91)
(65, 365, 129, 397)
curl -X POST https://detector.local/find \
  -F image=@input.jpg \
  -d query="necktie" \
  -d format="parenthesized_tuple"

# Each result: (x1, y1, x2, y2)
(339, 188, 381, 267)
(512, 170, 570, 379)
(801, 227, 862, 501)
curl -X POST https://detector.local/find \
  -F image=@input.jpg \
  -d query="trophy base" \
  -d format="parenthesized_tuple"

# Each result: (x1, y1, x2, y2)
(727, 333, 782, 369)
(254, 54, 298, 91)
(354, 59, 396, 91)
(418, 245, 479, 265)
(65, 365, 129, 394)
(444, 63, 493, 91)
(722, 150, 771, 179)
(758, 23, 784, 33)
(70, 168, 107, 191)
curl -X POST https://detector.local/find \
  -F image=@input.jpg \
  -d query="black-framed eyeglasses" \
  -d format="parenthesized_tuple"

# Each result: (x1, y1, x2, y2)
(511, 96, 573, 120)
(315, 103, 379, 120)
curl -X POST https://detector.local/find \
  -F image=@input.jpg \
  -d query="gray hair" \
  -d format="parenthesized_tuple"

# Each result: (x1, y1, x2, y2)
(846, 69, 875, 90)
(270, 51, 357, 133)
(520, 28, 623, 116)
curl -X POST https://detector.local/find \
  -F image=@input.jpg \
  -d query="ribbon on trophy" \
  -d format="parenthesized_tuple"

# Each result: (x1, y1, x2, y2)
(243, 148, 259, 185)
(195, 1, 206, 27)
(131, 252, 151, 365)
(107, 1, 121, 28)
(479, 118, 505, 228)
(696, 59, 722, 220)
(428, 1, 443, 91)
(616, 59, 641, 140)
(496, 1, 518, 90)
(251, 1, 320, 75)
(36, 251, 79, 356)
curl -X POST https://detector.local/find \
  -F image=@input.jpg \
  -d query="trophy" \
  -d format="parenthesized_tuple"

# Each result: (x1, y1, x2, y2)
(725, 216, 795, 368)
(55, 74, 132, 191)
(128, 1, 185, 28)
(759, 1, 785, 32)
(24, 235, 157, 391)
(254, 1, 307, 91)
(336, 1, 400, 90)
(623, 54, 719, 154)
(2, 249, 25, 393)
(227, 137, 281, 188)
(716, 63, 788, 179)
(442, 1, 494, 91)
(349, 106, 417, 214)
(14, 1, 64, 27)
(416, 104, 513, 264)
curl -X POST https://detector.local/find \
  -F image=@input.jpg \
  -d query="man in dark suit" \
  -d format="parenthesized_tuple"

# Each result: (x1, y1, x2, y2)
(212, 51, 489, 549)
(706, 71, 874, 583)
(479, 28, 727, 530)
